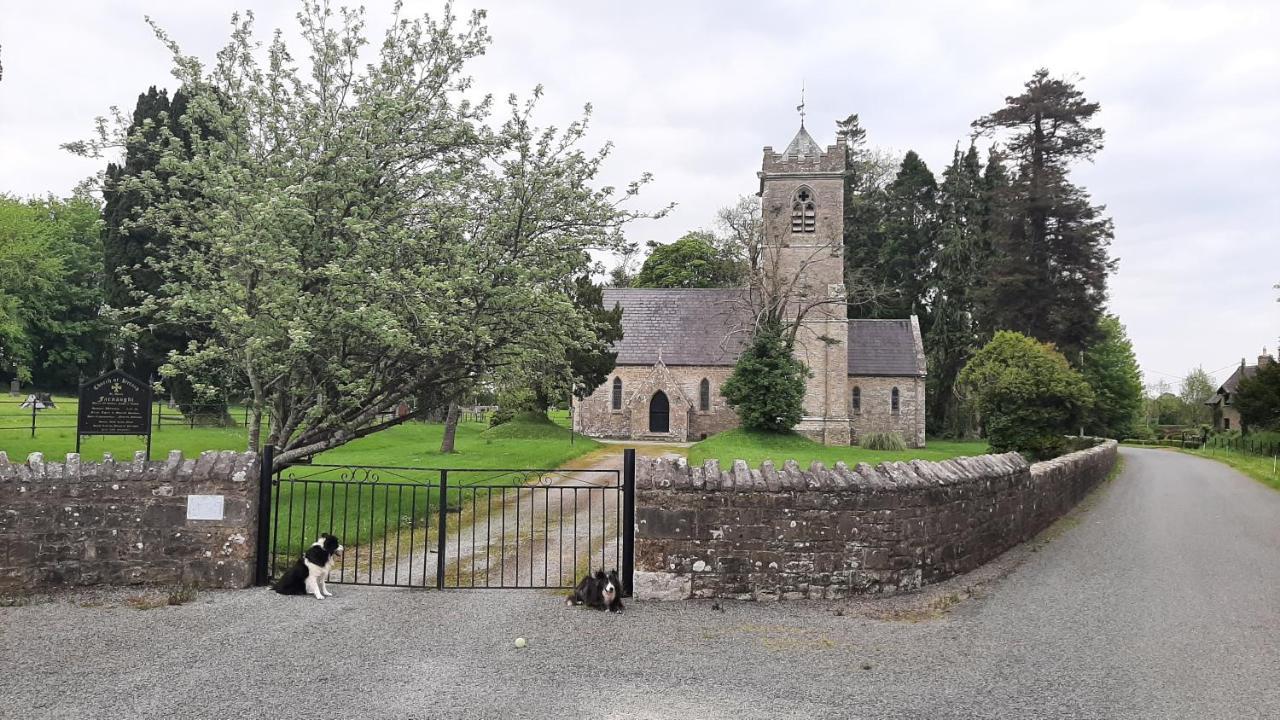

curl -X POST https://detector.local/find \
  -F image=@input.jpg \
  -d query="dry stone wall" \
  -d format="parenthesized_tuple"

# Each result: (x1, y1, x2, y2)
(634, 440, 1117, 600)
(0, 450, 260, 593)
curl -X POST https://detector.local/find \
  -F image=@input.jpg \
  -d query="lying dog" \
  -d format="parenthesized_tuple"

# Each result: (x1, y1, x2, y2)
(273, 533, 344, 600)
(566, 569, 625, 613)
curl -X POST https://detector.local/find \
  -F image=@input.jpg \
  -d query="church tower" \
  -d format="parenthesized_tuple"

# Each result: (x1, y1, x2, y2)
(757, 118, 851, 445)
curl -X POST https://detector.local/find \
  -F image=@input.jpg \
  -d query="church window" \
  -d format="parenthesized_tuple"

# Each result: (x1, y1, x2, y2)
(791, 187, 816, 233)
(851, 386, 861, 414)
(699, 378, 710, 412)
(611, 377, 622, 410)
(891, 387, 900, 414)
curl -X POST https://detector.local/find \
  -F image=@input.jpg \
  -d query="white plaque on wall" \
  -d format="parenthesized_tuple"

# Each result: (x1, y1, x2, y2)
(186, 495, 225, 521)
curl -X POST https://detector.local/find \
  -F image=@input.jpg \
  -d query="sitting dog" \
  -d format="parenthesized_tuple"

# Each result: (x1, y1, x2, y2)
(273, 533, 344, 600)
(566, 569, 625, 613)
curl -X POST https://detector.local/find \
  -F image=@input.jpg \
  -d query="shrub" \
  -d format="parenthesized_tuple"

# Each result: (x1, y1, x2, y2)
(957, 331, 1095, 460)
(167, 584, 199, 606)
(720, 321, 807, 433)
(859, 431, 907, 451)
(488, 407, 516, 427)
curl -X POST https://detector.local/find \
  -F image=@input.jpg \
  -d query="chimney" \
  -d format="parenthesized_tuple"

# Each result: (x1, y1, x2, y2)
(1260, 348, 1274, 368)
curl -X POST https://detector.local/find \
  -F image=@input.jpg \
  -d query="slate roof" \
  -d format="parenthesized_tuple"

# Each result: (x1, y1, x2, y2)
(1209, 363, 1260, 404)
(783, 125, 823, 158)
(848, 319, 926, 376)
(602, 288, 925, 376)
(602, 288, 749, 366)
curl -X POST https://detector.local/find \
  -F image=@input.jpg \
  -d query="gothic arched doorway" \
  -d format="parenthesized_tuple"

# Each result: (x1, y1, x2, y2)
(648, 391, 669, 433)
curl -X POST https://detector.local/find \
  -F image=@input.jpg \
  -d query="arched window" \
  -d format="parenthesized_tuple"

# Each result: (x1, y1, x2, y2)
(851, 386, 861, 414)
(699, 378, 710, 412)
(891, 387, 900, 414)
(791, 187, 816, 234)
(611, 377, 622, 410)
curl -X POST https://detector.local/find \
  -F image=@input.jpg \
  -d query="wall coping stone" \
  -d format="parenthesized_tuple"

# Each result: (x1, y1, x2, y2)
(0, 450, 259, 483)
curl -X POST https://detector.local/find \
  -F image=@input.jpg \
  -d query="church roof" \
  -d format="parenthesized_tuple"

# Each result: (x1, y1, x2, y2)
(601, 288, 926, 376)
(848, 319, 926, 377)
(602, 288, 748, 366)
(783, 124, 823, 158)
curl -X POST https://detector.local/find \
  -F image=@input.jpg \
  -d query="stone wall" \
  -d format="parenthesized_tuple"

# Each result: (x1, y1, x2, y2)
(574, 364, 739, 442)
(0, 450, 261, 593)
(634, 440, 1117, 600)
(849, 376, 926, 448)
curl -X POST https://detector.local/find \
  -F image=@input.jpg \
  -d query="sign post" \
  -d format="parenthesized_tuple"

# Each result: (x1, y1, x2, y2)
(76, 370, 153, 459)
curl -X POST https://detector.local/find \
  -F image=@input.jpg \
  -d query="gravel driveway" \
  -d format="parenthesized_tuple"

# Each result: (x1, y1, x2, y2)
(3, 447, 1278, 719)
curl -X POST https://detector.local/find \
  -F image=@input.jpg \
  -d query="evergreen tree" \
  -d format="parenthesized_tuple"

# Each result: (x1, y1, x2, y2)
(925, 143, 987, 436)
(1234, 359, 1280, 431)
(720, 321, 807, 433)
(839, 113, 891, 319)
(567, 275, 623, 401)
(1080, 315, 1144, 438)
(101, 86, 231, 422)
(877, 151, 938, 319)
(973, 69, 1116, 358)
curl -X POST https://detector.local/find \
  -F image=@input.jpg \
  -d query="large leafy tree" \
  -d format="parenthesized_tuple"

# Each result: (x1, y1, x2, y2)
(1080, 315, 1144, 438)
(0, 194, 105, 386)
(720, 320, 807, 432)
(1235, 359, 1280, 431)
(67, 5, 653, 465)
(1179, 366, 1216, 426)
(958, 330, 1094, 458)
(972, 69, 1116, 358)
(634, 232, 740, 288)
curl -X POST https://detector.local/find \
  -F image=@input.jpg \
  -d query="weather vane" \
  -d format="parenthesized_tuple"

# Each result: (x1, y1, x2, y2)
(797, 80, 806, 127)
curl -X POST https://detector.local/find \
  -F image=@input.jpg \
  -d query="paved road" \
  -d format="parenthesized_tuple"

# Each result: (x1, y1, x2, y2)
(2, 447, 1278, 719)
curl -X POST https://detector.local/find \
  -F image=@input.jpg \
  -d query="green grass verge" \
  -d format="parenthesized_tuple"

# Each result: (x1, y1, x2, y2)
(1181, 448, 1280, 492)
(687, 428, 989, 467)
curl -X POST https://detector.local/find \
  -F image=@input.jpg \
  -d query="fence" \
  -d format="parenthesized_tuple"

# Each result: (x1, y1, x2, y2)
(0, 397, 250, 438)
(255, 446, 637, 592)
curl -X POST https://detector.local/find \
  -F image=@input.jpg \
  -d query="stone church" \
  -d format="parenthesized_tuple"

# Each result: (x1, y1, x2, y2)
(573, 120, 926, 447)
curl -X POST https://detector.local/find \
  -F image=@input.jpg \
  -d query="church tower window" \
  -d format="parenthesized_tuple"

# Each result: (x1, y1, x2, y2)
(791, 187, 816, 233)
(611, 377, 622, 410)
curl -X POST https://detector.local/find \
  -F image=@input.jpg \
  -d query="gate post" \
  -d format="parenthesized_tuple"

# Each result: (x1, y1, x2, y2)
(254, 444, 275, 586)
(622, 448, 636, 597)
(436, 470, 449, 590)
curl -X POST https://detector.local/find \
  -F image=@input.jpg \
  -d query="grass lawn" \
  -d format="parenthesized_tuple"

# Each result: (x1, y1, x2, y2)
(1181, 448, 1280, 492)
(2, 398, 601, 559)
(687, 428, 989, 468)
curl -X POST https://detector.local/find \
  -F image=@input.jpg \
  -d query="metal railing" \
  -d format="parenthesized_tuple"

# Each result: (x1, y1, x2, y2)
(255, 445, 636, 593)
(0, 397, 249, 438)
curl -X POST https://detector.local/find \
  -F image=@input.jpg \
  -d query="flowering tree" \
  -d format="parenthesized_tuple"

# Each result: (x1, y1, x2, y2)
(67, 3, 656, 466)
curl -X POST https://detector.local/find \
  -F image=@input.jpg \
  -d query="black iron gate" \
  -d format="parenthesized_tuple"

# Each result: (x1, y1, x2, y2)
(254, 447, 635, 593)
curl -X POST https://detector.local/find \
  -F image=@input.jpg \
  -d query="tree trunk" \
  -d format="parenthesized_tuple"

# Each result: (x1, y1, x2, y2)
(439, 403, 461, 454)
(248, 407, 263, 454)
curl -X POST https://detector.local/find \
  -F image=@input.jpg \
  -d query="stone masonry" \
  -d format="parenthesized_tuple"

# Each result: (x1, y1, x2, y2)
(0, 449, 261, 593)
(633, 440, 1117, 600)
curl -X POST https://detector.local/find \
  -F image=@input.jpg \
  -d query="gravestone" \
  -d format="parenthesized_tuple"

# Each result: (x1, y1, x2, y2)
(8, 380, 18, 397)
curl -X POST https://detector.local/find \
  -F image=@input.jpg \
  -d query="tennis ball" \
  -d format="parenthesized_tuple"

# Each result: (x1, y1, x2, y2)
(514, 637, 527, 649)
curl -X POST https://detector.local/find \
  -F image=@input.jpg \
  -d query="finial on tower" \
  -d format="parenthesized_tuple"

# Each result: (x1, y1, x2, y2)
(796, 81, 806, 127)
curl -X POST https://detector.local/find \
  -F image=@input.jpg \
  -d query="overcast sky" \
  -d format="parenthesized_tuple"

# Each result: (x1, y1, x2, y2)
(2, 0, 1277, 389)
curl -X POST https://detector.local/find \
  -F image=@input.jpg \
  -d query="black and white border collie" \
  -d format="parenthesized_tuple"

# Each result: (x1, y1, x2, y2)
(566, 569, 624, 613)
(273, 534, 344, 600)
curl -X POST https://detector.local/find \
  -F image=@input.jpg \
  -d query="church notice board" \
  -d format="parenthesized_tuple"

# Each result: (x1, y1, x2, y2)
(77, 370, 153, 458)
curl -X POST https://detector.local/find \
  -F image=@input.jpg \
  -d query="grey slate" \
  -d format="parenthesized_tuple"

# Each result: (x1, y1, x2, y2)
(602, 288, 925, 376)
(848, 319, 926, 376)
